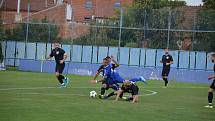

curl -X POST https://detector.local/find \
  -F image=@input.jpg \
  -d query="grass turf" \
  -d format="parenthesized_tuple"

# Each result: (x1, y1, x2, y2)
(0, 70, 214, 121)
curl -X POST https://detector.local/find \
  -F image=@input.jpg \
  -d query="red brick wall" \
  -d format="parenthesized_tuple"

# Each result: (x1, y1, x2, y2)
(22, 4, 66, 24)
(174, 6, 201, 30)
(2, 0, 55, 12)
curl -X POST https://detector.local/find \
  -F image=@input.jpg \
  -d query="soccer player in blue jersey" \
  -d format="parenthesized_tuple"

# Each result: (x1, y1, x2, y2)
(92, 56, 120, 98)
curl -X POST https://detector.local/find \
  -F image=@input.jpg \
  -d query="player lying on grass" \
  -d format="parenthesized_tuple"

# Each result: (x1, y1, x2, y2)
(92, 56, 120, 98)
(46, 41, 69, 87)
(103, 76, 146, 100)
(115, 81, 139, 103)
(204, 53, 215, 109)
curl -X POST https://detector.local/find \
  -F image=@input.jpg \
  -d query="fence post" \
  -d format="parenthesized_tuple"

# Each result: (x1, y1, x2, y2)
(167, 8, 171, 49)
(118, 8, 123, 62)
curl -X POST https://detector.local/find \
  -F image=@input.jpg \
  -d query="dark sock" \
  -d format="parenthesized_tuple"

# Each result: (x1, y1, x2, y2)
(119, 93, 124, 98)
(208, 92, 213, 104)
(101, 87, 105, 95)
(59, 75, 65, 80)
(57, 76, 64, 84)
(107, 92, 115, 98)
(163, 78, 168, 86)
(126, 97, 133, 101)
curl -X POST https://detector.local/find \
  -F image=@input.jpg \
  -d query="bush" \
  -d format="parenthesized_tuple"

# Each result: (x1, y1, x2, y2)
(124, 42, 138, 48)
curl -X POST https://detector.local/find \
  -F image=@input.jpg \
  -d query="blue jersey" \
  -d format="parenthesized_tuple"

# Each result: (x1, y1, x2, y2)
(103, 63, 125, 84)
(110, 71, 125, 83)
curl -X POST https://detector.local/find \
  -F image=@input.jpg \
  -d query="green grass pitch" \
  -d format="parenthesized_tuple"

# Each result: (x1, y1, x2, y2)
(0, 70, 214, 121)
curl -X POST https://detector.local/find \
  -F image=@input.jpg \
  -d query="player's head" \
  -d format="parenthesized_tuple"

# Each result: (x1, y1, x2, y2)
(123, 81, 132, 88)
(54, 41, 61, 49)
(105, 56, 111, 63)
(102, 58, 109, 66)
(164, 48, 169, 54)
(211, 53, 215, 63)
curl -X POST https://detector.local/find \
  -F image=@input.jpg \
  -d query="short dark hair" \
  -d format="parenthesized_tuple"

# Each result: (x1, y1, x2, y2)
(103, 58, 109, 61)
(211, 53, 215, 57)
(53, 37, 61, 44)
(105, 56, 111, 59)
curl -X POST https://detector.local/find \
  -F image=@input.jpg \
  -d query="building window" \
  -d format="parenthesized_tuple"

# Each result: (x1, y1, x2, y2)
(85, 0, 93, 10)
(114, 1, 121, 8)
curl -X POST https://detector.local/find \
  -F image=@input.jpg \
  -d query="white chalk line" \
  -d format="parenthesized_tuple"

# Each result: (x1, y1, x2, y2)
(0, 86, 157, 97)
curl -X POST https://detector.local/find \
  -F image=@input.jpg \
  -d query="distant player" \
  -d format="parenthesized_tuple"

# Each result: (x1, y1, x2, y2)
(160, 48, 173, 87)
(46, 41, 69, 87)
(115, 81, 139, 103)
(204, 53, 215, 109)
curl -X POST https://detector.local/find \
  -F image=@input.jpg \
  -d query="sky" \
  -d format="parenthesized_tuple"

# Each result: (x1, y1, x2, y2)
(184, 0, 203, 6)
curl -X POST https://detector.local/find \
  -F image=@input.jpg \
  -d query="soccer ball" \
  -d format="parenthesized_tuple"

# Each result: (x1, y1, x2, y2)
(90, 91, 97, 98)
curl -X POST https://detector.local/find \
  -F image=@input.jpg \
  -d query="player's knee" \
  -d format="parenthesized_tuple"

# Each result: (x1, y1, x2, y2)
(102, 84, 107, 88)
(208, 88, 214, 92)
(55, 72, 60, 76)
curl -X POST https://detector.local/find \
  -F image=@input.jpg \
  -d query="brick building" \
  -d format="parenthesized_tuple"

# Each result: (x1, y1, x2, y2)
(0, 0, 202, 41)
(1, 0, 133, 39)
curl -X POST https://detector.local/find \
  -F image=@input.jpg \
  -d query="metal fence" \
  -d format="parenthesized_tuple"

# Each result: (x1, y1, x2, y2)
(0, 7, 215, 70)
(1, 41, 214, 71)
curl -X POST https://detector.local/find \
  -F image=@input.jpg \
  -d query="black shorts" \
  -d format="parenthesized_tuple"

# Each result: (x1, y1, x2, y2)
(55, 63, 65, 74)
(162, 67, 170, 77)
(210, 79, 215, 90)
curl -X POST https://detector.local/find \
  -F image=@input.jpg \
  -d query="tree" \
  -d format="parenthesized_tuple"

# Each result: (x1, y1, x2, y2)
(195, 9, 215, 52)
(4, 17, 59, 43)
(121, 0, 185, 49)
(203, 0, 215, 9)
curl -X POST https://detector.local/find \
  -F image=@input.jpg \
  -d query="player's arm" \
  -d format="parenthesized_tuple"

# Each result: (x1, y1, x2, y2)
(167, 56, 173, 65)
(111, 55, 119, 67)
(93, 67, 103, 80)
(160, 56, 163, 63)
(93, 72, 100, 80)
(90, 77, 105, 84)
(131, 85, 139, 103)
(169, 56, 174, 64)
(115, 89, 123, 101)
(46, 50, 54, 60)
(132, 95, 139, 103)
(208, 74, 215, 80)
(60, 53, 67, 64)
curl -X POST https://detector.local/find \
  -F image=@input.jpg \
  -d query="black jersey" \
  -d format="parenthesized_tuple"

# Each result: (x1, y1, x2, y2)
(161, 54, 173, 67)
(214, 64, 215, 73)
(50, 48, 65, 64)
(121, 83, 139, 95)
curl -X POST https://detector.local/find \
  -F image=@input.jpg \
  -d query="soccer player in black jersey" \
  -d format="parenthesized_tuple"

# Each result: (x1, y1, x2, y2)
(204, 53, 215, 109)
(46, 42, 69, 87)
(115, 81, 139, 103)
(160, 49, 173, 87)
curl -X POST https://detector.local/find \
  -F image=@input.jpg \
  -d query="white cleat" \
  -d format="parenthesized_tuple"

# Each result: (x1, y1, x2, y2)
(204, 105, 213, 109)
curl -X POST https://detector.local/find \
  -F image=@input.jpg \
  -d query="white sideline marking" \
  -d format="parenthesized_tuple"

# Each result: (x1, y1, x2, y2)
(0, 86, 157, 97)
